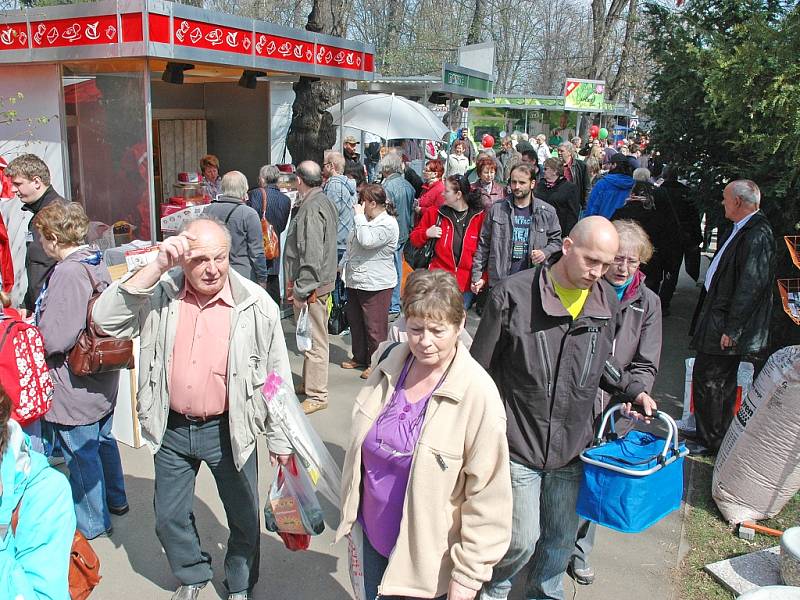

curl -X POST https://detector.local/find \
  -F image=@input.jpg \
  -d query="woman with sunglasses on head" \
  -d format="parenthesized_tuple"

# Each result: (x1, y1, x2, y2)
(417, 159, 446, 212)
(336, 270, 512, 600)
(409, 175, 487, 308)
(569, 219, 661, 586)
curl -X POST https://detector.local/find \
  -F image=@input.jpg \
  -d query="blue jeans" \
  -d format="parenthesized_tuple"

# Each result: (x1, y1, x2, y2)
(52, 412, 128, 539)
(390, 245, 403, 314)
(463, 291, 475, 309)
(22, 419, 45, 454)
(334, 248, 348, 307)
(362, 534, 446, 600)
(481, 460, 583, 600)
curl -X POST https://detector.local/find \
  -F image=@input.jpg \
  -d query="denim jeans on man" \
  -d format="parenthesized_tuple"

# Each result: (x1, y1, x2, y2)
(390, 245, 403, 314)
(362, 534, 446, 600)
(480, 460, 583, 600)
(52, 411, 128, 539)
(154, 412, 259, 594)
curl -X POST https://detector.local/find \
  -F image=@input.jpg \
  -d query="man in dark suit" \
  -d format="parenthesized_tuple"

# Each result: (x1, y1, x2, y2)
(689, 179, 775, 455)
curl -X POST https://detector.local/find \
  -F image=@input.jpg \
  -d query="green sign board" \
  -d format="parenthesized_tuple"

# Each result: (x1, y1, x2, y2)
(441, 63, 494, 99)
(564, 78, 606, 111)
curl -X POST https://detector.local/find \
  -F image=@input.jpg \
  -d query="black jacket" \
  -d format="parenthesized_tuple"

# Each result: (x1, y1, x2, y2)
(611, 193, 682, 274)
(471, 262, 640, 470)
(567, 159, 591, 208)
(22, 186, 64, 311)
(404, 166, 424, 198)
(534, 178, 580, 236)
(690, 211, 775, 355)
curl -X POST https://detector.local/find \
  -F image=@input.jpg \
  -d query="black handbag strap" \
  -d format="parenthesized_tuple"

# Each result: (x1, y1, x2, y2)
(224, 203, 240, 225)
(378, 342, 401, 364)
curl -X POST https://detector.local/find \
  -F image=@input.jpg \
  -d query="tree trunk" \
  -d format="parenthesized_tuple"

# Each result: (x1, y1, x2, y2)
(467, 0, 485, 44)
(608, 0, 638, 101)
(286, 0, 346, 165)
(588, 0, 629, 79)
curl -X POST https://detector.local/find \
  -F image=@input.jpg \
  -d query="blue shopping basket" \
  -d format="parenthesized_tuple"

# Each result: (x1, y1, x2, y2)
(577, 404, 688, 534)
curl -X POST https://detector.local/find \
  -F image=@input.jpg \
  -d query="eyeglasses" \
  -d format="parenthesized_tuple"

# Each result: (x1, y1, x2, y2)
(613, 256, 640, 268)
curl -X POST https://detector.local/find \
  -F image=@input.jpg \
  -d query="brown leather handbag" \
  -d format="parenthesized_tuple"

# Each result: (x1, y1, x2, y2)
(12, 502, 102, 599)
(67, 264, 135, 377)
(260, 187, 280, 260)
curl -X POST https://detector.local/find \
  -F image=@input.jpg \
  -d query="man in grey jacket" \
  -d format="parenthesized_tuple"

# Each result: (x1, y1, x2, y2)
(283, 160, 338, 414)
(471, 164, 562, 295)
(204, 171, 268, 287)
(92, 217, 292, 600)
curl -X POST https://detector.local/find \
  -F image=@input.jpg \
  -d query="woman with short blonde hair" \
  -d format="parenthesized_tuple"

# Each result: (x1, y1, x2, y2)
(337, 269, 512, 600)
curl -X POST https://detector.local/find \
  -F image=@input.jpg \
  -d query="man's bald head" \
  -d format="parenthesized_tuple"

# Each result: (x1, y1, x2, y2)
(555, 217, 619, 289)
(568, 216, 619, 250)
(179, 216, 232, 299)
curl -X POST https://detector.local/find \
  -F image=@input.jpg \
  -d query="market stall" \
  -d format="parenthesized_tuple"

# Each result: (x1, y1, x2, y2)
(0, 0, 375, 245)
(0, 0, 374, 447)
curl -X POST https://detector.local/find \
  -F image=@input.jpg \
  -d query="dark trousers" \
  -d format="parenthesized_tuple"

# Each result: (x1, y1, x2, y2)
(658, 262, 681, 310)
(345, 287, 393, 365)
(362, 534, 446, 600)
(154, 412, 259, 593)
(265, 274, 281, 306)
(692, 352, 741, 450)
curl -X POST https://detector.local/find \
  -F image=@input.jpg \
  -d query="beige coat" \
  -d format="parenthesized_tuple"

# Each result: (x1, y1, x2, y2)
(92, 268, 292, 469)
(335, 341, 512, 598)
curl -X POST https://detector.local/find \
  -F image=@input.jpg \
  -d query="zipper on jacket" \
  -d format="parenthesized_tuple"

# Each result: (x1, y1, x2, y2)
(536, 331, 553, 397)
(579, 332, 598, 387)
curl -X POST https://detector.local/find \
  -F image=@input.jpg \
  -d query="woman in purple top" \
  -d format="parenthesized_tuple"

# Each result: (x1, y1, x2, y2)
(336, 270, 512, 600)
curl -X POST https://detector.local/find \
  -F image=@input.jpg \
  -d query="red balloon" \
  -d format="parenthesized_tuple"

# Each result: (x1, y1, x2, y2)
(482, 134, 495, 148)
(589, 125, 600, 138)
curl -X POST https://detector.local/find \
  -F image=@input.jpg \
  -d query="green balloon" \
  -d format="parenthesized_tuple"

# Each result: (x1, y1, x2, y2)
(598, 127, 609, 139)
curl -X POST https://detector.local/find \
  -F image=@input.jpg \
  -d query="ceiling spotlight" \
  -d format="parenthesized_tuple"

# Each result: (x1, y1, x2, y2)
(239, 70, 266, 89)
(161, 62, 194, 85)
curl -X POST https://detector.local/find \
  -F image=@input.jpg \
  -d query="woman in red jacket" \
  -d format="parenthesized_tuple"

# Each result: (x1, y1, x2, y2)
(416, 159, 446, 212)
(409, 174, 486, 308)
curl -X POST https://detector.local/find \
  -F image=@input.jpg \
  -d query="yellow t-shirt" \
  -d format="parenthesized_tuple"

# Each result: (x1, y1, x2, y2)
(550, 272, 589, 319)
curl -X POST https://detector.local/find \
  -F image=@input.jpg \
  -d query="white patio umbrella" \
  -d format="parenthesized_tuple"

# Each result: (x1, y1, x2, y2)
(328, 93, 448, 141)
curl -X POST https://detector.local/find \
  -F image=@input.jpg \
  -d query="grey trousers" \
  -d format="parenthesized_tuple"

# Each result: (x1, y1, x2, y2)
(154, 412, 260, 594)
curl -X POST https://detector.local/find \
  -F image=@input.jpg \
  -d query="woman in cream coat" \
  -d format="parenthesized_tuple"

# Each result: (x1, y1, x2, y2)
(336, 270, 512, 600)
(340, 184, 400, 379)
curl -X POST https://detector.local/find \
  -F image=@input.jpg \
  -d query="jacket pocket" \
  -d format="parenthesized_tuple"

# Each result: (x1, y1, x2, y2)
(536, 331, 553, 397)
(578, 332, 598, 388)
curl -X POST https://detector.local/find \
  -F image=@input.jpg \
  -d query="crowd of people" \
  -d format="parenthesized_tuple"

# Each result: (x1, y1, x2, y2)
(0, 126, 776, 600)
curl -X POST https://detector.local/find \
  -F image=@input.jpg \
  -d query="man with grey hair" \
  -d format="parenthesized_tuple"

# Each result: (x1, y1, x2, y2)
(283, 160, 338, 414)
(323, 150, 357, 306)
(688, 179, 775, 456)
(247, 165, 291, 304)
(204, 170, 268, 288)
(92, 216, 293, 600)
(380, 151, 415, 316)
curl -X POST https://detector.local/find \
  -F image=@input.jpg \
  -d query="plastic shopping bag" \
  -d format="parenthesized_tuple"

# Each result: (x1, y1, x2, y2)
(264, 456, 325, 551)
(346, 523, 368, 600)
(296, 305, 312, 352)
(262, 372, 342, 507)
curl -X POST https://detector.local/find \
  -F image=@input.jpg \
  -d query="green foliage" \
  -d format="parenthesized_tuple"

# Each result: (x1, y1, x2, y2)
(644, 0, 800, 345)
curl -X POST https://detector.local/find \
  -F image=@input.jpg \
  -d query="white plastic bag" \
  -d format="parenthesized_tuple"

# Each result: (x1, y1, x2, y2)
(262, 371, 342, 507)
(346, 523, 368, 600)
(296, 305, 312, 352)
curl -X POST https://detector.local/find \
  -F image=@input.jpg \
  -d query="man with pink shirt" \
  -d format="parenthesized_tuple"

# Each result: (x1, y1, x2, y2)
(92, 216, 293, 600)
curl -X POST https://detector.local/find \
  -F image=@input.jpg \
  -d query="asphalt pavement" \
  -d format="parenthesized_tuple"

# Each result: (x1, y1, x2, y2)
(88, 266, 702, 600)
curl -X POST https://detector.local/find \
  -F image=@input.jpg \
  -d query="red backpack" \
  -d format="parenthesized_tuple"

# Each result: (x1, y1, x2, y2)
(0, 317, 53, 424)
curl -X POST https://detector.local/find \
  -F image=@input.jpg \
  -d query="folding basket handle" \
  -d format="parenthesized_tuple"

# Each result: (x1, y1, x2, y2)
(594, 403, 681, 463)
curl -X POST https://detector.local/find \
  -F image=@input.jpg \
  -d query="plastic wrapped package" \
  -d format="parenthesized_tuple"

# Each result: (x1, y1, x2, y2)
(712, 346, 800, 524)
